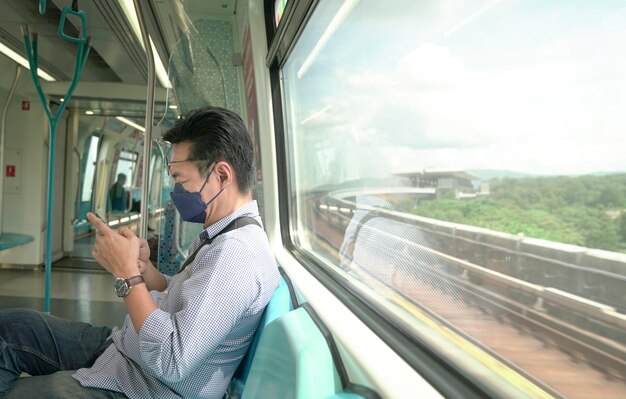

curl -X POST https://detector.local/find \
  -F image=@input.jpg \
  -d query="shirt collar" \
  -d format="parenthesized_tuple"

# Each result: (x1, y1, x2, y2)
(200, 200, 261, 241)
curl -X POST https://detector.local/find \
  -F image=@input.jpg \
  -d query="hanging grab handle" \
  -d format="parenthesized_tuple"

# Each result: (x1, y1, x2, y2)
(39, 0, 45, 14)
(21, 24, 91, 123)
(58, 7, 88, 44)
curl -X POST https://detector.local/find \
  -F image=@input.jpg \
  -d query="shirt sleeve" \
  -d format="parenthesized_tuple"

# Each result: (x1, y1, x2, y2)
(163, 274, 173, 289)
(137, 238, 260, 383)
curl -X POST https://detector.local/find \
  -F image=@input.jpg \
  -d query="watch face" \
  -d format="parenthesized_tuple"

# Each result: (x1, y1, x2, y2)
(114, 277, 130, 297)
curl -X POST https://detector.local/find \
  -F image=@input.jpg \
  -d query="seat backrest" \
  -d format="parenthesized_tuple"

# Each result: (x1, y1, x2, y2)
(234, 275, 293, 384)
(241, 307, 342, 399)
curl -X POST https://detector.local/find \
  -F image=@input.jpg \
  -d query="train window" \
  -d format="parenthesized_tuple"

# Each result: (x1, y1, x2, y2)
(280, 0, 626, 397)
(115, 150, 138, 189)
(81, 134, 99, 202)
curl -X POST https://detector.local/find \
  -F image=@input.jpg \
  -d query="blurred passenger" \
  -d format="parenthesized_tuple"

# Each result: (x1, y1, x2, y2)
(0, 106, 280, 399)
(339, 194, 394, 270)
(108, 173, 128, 212)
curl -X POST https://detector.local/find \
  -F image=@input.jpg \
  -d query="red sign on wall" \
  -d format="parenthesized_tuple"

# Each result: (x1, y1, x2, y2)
(6, 165, 16, 177)
(21, 101, 30, 110)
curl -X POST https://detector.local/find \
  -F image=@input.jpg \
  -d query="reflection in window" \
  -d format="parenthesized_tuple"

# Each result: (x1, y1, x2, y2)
(281, 1, 626, 397)
(81, 135, 99, 202)
(115, 150, 138, 189)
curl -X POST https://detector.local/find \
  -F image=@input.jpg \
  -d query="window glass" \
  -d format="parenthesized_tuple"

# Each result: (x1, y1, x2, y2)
(81, 135, 99, 202)
(281, 1, 626, 396)
(115, 150, 138, 190)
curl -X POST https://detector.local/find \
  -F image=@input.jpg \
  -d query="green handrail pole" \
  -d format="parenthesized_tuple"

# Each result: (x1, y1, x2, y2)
(43, 122, 57, 312)
(22, 28, 52, 121)
(21, 22, 91, 313)
(43, 43, 90, 312)
(22, 27, 54, 312)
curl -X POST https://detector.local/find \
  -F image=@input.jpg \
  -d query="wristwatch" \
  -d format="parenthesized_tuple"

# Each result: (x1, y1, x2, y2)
(114, 275, 145, 297)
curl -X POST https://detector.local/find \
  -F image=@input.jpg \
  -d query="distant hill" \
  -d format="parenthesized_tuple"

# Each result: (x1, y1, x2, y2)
(468, 169, 533, 181)
(469, 169, 625, 181)
(585, 171, 625, 177)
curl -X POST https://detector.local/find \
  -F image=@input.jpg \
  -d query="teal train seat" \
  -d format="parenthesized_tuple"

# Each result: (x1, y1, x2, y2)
(0, 233, 34, 251)
(240, 306, 343, 399)
(228, 273, 294, 396)
(227, 273, 376, 399)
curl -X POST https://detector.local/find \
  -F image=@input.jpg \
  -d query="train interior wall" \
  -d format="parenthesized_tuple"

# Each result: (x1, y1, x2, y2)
(0, 58, 67, 266)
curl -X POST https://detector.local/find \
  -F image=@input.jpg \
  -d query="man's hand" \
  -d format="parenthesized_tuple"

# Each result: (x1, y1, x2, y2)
(135, 235, 151, 274)
(87, 212, 140, 278)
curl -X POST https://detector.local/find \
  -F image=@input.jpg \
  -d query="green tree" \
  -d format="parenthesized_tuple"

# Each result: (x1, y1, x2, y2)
(399, 173, 626, 253)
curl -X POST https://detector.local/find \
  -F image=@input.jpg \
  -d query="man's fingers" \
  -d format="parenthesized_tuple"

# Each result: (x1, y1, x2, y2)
(87, 212, 113, 234)
(119, 228, 137, 240)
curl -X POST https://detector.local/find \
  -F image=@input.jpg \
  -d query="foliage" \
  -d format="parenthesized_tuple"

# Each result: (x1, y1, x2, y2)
(394, 174, 626, 253)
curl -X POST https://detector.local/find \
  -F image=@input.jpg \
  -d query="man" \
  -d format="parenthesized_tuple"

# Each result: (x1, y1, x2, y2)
(109, 173, 129, 212)
(0, 106, 280, 398)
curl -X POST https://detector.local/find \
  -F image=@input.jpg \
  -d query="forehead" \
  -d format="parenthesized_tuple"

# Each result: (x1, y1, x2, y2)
(170, 141, 192, 161)
(169, 142, 198, 179)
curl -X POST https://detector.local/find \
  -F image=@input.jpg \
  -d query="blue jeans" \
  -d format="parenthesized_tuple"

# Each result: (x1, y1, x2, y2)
(0, 308, 126, 398)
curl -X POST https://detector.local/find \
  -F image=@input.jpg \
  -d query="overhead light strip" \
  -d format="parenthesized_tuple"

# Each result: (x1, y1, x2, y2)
(119, 0, 172, 89)
(116, 116, 145, 132)
(0, 42, 56, 81)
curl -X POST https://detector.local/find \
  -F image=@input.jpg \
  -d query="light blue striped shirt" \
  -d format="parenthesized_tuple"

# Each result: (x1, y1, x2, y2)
(74, 201, 280, 399)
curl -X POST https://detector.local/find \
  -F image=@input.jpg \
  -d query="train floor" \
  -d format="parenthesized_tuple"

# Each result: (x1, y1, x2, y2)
(0, 265, 127, 328)
(1, 226, 145, 328)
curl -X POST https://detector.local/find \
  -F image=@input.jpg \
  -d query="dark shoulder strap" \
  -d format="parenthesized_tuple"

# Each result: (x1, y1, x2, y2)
(179, 216, 262, 272)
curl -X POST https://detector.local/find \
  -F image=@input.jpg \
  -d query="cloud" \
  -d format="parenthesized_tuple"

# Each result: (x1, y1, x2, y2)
(396, 44, 465, 89)
(292, 1, 626, 180)
(330, 43, 493, 149)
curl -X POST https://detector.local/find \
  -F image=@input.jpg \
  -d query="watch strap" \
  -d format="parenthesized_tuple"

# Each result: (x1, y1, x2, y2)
(126, 275, 145, 288)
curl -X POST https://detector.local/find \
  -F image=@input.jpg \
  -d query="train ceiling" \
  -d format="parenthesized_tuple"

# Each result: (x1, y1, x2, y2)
(0, 0, 236, 123)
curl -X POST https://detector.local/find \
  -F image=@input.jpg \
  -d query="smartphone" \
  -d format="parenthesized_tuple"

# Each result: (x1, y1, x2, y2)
(93, 213, 108, 231)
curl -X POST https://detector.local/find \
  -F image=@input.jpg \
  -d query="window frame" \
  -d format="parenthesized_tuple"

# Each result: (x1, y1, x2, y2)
(262, 1, 507, 398)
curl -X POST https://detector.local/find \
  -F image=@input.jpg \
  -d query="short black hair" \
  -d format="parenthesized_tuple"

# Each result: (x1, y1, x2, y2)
(162, 106, 255, 193)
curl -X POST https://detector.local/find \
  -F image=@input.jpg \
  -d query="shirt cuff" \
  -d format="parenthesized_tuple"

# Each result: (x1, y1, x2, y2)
(138, 308, 173, 365)
(163, 274, 173, 289)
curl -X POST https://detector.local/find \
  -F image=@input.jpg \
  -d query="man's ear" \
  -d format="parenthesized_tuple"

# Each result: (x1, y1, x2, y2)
(214, 161, 234, 185)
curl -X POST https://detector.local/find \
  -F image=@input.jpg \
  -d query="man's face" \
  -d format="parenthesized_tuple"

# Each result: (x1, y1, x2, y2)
(169, 142, 214, 198)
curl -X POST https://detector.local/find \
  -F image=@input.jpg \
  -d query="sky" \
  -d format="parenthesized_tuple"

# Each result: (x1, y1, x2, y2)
(284, 0, 626, 185)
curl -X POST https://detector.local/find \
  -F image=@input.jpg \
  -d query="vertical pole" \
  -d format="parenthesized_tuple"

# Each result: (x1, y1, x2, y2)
(133, 0, 156, 239)
(63, 109, 79, 253)
(44, 120, 56, 312)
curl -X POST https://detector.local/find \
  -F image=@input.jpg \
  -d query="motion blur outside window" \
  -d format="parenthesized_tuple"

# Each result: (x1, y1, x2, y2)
(280, 1, 626, 397)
